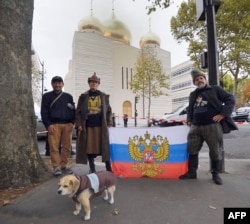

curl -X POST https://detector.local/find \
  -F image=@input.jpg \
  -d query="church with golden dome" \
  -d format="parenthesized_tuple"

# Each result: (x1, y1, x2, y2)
(64, 2, 172, 121)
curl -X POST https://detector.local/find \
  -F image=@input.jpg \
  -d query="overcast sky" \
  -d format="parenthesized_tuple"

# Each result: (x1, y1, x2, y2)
(32, 0, 189, 90)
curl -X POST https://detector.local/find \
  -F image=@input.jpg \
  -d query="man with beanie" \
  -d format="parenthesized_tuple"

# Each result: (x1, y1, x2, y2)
(179, 69, 237, 185)
(75, 72, 113, 173)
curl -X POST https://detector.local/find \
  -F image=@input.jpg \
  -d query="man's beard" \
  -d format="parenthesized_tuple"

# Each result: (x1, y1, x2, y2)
(197, 82, 206, 89)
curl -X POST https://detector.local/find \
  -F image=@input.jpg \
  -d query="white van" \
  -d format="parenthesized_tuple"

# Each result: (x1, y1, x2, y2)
(232, 107, 250, 122)
(160, 103, 189, 121)
(236, 107, 250, 114)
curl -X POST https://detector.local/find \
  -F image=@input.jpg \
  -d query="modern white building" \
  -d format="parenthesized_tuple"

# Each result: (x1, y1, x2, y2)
(64, 9, 172, 120)
(170, 60, 196, 110)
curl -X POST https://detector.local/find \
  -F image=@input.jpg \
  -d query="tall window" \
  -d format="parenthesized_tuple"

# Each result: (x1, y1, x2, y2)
(130, 68, 133, 89)
(122, 67, 124, 89)
(121, 67, 133, 90)
(126, 67, 128, 89)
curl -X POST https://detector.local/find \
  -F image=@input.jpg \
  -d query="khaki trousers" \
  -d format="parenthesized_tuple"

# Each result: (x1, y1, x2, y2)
(48, 123, 72, 169)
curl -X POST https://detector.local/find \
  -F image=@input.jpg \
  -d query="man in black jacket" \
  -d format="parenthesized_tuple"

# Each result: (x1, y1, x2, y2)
(179, 69, 237, 185)
(41, 76, 75, 176)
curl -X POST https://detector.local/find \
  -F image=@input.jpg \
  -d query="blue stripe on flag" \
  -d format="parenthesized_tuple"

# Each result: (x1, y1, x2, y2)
(110, 143, 188, 163)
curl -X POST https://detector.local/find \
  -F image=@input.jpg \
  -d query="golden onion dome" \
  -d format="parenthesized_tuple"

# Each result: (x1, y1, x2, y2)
(139, 31, 161, 48)
(78, 15, 103, 33)
(103, 16, 131, 45)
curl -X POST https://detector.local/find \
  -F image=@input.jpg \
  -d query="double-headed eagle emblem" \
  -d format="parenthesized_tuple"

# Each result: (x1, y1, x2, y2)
(128, 131, 169, 177)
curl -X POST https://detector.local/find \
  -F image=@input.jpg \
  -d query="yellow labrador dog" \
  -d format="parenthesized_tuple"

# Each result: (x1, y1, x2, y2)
(57, 171, 117, 221)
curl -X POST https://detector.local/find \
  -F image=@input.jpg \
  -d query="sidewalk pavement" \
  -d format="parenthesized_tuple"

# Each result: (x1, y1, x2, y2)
(0, 158, 250, 224)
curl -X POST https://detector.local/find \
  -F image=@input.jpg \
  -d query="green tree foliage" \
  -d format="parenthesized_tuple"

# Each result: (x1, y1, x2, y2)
(130, 46, 170, 119)
(170, 0, 250, 101)
(221, 74, 234, 93)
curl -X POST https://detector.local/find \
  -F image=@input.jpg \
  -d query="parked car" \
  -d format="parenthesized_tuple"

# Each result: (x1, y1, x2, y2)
(232, 107, 250, 122)
(158, 104, 188, 127)
(158, 120, 184, 127)
(36, 114, 47, 139)
(151, 103, 248, 127)
(160, 103, 188, 121)
(152, 103, 188, 127)
(148, 118, 160, 126)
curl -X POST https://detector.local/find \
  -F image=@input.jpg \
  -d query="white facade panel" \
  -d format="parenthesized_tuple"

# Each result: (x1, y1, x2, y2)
(170, 60, 195, 110)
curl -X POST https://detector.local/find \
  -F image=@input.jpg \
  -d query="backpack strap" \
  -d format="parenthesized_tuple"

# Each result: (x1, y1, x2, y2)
(50, 92, 63, 109)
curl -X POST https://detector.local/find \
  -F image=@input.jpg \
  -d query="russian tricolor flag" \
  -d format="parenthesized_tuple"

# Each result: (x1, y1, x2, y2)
(109, 126, 189, 179)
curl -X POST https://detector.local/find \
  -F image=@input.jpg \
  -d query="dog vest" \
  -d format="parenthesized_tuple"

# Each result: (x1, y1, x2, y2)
(72, 171, 117, 203)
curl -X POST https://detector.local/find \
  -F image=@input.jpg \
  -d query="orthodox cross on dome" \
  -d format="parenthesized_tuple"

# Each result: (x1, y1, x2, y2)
(149, 17, 152, 32)
(112, 0, 116, 19)
(90, 0, 93, 16)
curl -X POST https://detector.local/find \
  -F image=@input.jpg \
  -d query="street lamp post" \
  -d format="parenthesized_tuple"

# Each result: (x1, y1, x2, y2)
(134, 96, 139, 127)
(205, 0, 220, 86)
(40, 60, 45, 97)
(196, 0, 224, 172)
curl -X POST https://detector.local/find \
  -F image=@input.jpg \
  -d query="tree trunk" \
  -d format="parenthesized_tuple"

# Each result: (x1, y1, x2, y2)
(0, 0, 48, 189)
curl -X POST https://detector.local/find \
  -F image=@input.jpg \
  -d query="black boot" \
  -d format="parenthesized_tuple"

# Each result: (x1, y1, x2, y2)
(211, 160, 223, 185)
(105, 161, 112, 172)
(87, 155, 96, 173)
(179, 154, 198, 179)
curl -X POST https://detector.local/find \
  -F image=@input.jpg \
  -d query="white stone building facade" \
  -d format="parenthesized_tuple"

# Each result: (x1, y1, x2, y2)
(64, 12, 172, 120)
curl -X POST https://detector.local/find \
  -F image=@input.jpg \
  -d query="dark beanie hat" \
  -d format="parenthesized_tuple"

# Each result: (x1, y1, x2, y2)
(191, 69, 206, 83)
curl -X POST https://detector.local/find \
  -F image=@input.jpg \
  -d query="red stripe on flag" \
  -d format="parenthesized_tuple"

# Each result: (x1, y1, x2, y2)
(111, 161, 188, 179)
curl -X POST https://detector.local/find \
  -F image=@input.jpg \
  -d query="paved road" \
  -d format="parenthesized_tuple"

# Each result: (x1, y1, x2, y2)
(1, 158, 250, 224)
